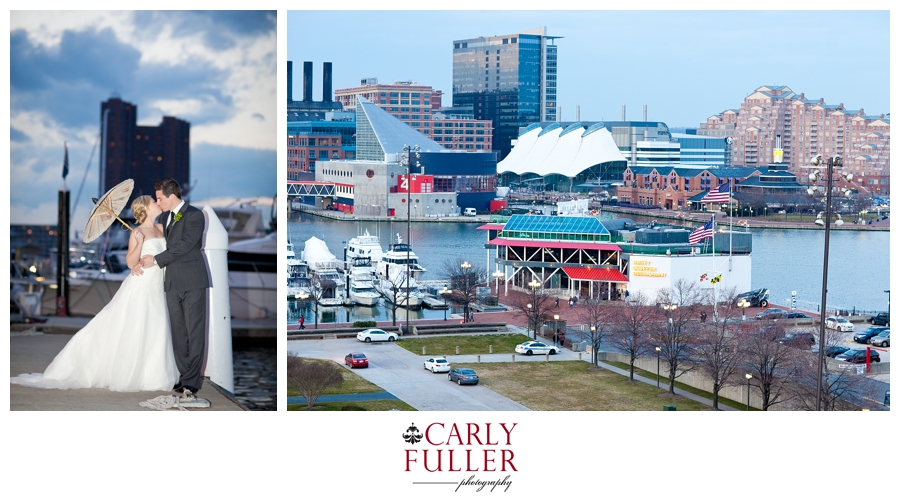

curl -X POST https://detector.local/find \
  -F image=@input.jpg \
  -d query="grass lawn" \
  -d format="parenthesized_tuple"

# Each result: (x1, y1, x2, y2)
(288, 401, 416, 411)
(397, 333, 532, 357)
(287, 357, 385, 397)
(471, 361, 712, 411)
(604, 361, 753, 411)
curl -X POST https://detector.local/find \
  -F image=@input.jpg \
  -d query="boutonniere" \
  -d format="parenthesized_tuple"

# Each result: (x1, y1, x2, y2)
(173, 212, 183, 223)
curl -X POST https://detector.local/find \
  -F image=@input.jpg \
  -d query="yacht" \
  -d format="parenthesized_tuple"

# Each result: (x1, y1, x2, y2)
(376, 269, 424, 310)
(346, 229, 384, 263)
(375, 233, 426, 283)
(302, 236, 346, 306)
(286, 236, 310, 300)
(346, 257, 380, 306)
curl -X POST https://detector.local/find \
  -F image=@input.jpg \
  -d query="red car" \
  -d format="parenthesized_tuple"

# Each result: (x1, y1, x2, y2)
(344, 353, 369, 368)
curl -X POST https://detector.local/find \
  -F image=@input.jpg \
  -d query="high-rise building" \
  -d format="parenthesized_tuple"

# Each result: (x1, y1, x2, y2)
(452, 27, 560, 160)
(698, 85, 890, 195)
(100, 97, 190, 199)
(333, 79, 493, 152)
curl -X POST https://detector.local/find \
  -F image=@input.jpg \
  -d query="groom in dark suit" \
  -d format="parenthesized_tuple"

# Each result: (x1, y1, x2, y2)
(141, 179, 212, 394)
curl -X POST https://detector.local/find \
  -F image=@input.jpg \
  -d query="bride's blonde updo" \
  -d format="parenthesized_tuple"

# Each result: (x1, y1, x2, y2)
(131, 195, 153, 225)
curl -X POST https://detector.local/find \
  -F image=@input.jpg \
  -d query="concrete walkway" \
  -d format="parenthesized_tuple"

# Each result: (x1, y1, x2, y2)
(287, 391, 399, 405)
(9, 331, 246, 411)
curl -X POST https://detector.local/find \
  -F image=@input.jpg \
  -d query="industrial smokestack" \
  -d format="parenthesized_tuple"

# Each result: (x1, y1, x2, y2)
(287, 61, 293, 102)
(643, 104, 647, 122)
(622, 104, 626, 121)
(303, 61, 313, 102)
(323, 62, 333, 102)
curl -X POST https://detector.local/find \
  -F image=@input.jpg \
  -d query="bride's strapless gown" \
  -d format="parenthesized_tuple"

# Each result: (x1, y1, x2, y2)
(11, 238, 179, 392)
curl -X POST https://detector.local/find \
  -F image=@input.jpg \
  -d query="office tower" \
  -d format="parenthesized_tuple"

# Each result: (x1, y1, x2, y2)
(452, 27, 560, 160)
(100, 97, 190, 199)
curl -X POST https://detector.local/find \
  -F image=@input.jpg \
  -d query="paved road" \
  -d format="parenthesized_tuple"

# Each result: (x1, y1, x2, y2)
(289, 338, 531, 411)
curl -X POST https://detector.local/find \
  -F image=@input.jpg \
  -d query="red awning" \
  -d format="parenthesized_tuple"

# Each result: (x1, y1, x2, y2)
(477, 224, 506, 231)
(488, 238, 621, 252)
(562, 266, 629, 282)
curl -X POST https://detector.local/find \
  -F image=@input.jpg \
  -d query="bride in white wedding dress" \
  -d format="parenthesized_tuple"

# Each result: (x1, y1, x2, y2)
(11, 195, 179, 392)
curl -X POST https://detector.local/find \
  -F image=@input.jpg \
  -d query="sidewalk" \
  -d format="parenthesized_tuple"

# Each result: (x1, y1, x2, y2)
(9, 330, 246, 411)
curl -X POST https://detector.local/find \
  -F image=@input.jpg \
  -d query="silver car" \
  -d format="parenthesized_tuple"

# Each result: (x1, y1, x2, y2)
(870, 330, 890, 347)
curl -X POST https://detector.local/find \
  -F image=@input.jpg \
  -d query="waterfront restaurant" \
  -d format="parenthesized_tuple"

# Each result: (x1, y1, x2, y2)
(480, 213, 753, 301)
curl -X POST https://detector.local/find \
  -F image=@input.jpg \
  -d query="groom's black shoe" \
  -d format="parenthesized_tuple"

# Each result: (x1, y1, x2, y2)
(173, 384, 185, 393)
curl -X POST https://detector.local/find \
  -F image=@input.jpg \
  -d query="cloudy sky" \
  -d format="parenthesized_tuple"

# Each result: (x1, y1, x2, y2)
(289, 10, 889, 127)
(9, 10, 277, 234)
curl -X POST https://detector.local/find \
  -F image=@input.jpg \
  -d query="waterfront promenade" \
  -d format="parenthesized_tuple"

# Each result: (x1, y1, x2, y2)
(8, 315, 276, 411)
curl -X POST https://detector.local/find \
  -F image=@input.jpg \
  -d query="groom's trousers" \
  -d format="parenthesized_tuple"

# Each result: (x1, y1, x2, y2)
(167, 288, 208, 390)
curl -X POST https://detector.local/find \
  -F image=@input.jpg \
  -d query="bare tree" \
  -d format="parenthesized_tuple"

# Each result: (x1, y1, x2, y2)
(577, 294, 616, 365)
(375, 270, 414, 327)
(301, 274, 329, 330)
(612, 291, 655, 380)
(287, 355, 343, 409)
(790, 329, 881, 411)
(440, 257, 486, 323)
(740, 321, 800, 410)
(655, 279, 707, 394)
(692, 287, 744, 409)
(508, 278, 556, 340)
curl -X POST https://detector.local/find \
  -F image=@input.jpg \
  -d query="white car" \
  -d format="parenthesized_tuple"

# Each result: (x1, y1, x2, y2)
(423, 357, 451, 373)
(356, 328, 397, 343)
(825, 316, 855, 332)
(515, 341, 559, 356)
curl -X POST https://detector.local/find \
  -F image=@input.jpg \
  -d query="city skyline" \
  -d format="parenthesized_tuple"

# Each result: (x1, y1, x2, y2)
(288, 10, 889, 129)
(10, 11, 277, 232)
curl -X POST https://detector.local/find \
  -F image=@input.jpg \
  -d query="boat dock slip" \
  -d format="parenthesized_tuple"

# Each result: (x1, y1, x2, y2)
(10, 330, 248, 411)
(421, 295, 449, 309)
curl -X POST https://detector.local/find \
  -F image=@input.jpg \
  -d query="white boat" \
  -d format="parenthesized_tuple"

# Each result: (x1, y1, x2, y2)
(346, 256, 380, 306)
(346, 229, 385, 263)
(286, 236, 310, 300)
(226, 231, 278, 319)
(302, 236, 346, 306)
(375, 233, 427, 283)
(376, 269, 424, 310)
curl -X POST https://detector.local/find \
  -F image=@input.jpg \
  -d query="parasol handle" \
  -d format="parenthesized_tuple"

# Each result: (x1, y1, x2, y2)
(92, 197, 134, 232)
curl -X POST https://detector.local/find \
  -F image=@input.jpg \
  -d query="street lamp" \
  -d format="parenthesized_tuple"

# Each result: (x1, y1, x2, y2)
(401, 144, 421, 337)
(440, 286, 450, 321)
(528, 279, 541, 339)
(492, 269, 505, 296)
(461, 261, 472, 323)
(885, 290, 890, 316)
(656, 346, 661, 388)
(808, 154, 855, 411)
(738, 298, 750, 320)
(526, 303, 533, 339)
(745, 373, 753, 411)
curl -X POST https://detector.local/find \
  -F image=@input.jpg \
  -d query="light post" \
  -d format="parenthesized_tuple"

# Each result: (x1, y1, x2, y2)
(745, 373, 753, 411)
(492, 269, 505, 296)
(401, 145, 421, 337)
(298, 290, 316, 330)
(440, 286, 450, 321)
(590, 325, 597, 364)
(808, 154, 854, 411)
(461, 261, 472, 323)
(738, 298, 750, 321)
(528, 279, 541, 339)
(655, 346, 661, 388)
(553, 314, 560, 345)
(526, 303, 533, 339)
(885, 290, 890, 316)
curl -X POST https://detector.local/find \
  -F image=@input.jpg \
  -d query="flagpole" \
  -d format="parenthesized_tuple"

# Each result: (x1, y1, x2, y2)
(712, 214, 718, 323)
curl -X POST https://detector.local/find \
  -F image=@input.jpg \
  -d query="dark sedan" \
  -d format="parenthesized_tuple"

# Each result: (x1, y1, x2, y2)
(448, 368, 479, 385)
(778, 332, 816, 347)
(785, 312, 810, 319)
(344, 352, 369, 368)
(853, 326, 889, 344)
(835, 349, 881, 364)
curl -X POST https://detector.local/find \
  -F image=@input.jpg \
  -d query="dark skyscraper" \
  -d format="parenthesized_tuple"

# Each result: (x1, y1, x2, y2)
(452, 27, 560, 161)
(100, 97, 190, 199)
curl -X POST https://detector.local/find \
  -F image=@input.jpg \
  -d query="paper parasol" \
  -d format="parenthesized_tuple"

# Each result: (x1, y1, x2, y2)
(82, 178, 135, 243)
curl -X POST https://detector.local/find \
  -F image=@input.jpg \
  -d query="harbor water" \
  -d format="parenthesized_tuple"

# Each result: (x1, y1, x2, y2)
(289, 210, 890, 321)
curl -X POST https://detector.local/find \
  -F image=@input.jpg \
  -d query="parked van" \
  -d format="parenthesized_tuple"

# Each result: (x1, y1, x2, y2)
(463, 208, 477, 217)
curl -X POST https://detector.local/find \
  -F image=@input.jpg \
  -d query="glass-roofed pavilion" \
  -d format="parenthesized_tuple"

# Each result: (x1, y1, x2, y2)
(481, 214, 629, 299)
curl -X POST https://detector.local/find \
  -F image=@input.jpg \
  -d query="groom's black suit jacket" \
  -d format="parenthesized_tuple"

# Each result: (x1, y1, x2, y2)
(155, 204, 212, 291)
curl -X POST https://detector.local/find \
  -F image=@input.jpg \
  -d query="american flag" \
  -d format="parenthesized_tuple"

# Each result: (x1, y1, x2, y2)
(701, 182, 730, 204)
(689, 218, 714, 245)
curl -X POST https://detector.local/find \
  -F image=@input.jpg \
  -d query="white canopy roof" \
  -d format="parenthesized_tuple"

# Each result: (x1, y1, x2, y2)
(498, 122, 627, 178)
